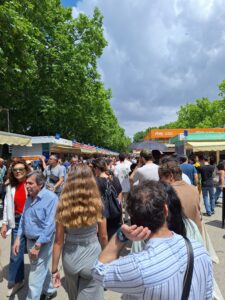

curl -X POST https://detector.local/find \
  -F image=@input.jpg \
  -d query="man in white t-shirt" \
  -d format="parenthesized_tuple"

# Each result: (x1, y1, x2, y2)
(115, 154, 131, 193)
(115, 153, 131, 221)
(132, 150, 159, 185)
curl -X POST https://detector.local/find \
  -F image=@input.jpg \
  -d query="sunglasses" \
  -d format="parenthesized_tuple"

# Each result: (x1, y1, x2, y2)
(12, 168, 25, 173)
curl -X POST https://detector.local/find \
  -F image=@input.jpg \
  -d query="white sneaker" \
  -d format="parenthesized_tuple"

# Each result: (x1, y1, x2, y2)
(7, 281, 24, 297)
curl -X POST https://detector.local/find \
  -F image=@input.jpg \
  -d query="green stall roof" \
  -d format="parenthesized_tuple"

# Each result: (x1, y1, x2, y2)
(170, 132, 225, 143)
(186, 132, 225, 141)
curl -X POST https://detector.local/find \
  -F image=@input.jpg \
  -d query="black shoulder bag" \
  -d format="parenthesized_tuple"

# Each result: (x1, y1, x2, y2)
(181, 237, 194, 300)
(104, 179, 122, 220)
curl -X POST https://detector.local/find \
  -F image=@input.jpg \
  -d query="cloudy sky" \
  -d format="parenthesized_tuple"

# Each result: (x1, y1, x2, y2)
(62, 0, 225, 137)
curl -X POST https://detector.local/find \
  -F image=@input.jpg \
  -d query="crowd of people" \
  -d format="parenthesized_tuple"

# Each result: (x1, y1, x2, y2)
(0, 150, 223, 299)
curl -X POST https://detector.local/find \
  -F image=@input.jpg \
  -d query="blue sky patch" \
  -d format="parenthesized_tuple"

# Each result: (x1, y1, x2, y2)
(61, 0, 80, 7)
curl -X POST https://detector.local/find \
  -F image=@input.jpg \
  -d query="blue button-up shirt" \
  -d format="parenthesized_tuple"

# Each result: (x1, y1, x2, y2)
(17, 187, 58, 244)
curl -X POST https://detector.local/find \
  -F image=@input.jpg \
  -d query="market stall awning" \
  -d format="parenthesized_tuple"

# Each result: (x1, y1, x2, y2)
(0, 131, 32, 146)
(187, 141, 225, 151)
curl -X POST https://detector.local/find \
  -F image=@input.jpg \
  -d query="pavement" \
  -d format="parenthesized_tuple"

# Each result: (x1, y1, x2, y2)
(0, 198, 225, 299)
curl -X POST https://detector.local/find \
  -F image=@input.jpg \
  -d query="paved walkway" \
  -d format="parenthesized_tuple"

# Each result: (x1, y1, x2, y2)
(0, 199, 225, 299)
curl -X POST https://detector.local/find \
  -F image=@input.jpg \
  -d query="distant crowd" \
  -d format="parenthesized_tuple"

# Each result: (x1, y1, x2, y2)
(0, 150, 223, 299)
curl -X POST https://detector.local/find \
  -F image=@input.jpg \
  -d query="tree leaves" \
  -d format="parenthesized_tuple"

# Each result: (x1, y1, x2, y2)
(0, 1, 130, 151)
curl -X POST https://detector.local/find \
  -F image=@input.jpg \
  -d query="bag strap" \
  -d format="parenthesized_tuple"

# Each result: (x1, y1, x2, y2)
(181, 237, 194, 300)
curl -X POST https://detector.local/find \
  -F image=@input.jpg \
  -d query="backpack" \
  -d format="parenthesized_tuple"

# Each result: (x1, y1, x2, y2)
(103, 179, 122, 220)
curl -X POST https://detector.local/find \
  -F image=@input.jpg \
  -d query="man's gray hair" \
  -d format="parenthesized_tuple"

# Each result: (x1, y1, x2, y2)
(27, 171, 46, 186)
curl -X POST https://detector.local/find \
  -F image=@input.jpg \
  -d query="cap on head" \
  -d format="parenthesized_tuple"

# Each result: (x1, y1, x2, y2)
(140, 150, 153, 161)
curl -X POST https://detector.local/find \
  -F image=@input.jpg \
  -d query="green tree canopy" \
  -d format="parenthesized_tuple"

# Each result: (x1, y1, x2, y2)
(0, 0, 130, 151)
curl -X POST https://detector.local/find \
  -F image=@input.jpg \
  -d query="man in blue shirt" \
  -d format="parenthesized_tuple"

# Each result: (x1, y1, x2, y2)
(13, 171, 58, 300)
(179, 155, 198, 186)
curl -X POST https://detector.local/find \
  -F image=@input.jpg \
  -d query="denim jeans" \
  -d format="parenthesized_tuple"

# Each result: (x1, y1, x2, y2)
(8, 215, 26, 286)
(202, 187, 215, 215)
(214, 186, 223, 203)
(26, 237, 56, 300)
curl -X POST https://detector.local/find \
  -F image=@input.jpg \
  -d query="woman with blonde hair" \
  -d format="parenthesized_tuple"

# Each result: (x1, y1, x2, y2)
(52, 164, 104, 300)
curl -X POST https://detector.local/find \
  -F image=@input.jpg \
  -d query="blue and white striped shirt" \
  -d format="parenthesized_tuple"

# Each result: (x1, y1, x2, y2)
(92, 233, 213, 299)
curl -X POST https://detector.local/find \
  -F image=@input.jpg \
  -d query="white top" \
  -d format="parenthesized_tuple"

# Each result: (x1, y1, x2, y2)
(134, 163, 159, 184)
(115, 162, 131, 193)
(182, 173, 191, 185)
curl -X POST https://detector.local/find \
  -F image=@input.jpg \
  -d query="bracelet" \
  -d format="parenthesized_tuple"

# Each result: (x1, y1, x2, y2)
(52, 269, 58, 275)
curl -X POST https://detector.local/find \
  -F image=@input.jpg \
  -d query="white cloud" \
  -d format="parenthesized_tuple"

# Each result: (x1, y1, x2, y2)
(74, 0, 225, 137)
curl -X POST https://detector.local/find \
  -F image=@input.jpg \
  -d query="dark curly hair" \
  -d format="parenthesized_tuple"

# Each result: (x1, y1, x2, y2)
(8, 159, 30, 187)
(92, 158, 107, 172)
(158, 159, 182, 181)
(127, 180, 187, 236)
(127, 180, 167, 233)
(158, 181, 187, 237)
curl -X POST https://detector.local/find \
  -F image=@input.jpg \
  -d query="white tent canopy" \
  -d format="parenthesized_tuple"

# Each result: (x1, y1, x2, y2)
(0, 131, 32, 146)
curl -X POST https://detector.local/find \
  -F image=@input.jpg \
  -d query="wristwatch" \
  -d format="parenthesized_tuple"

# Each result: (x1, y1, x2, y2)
(34, 243, 41, 251)
(116, 227, 129, 243)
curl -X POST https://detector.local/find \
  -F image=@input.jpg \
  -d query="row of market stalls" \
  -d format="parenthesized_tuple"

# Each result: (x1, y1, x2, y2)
(131, 128, 225, 163)
(170, 132, 225, 162)
(0, 131, 118, 159)
(135, 128, 225, 162)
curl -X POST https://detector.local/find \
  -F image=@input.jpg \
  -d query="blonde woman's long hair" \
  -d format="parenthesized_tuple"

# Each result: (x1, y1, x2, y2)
(56, 164, 103, 228)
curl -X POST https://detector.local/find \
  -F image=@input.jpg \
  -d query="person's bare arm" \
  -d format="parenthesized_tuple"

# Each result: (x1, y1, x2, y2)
(52, 223, 64, 273)
(118, 192, 123, 203)
(98, 218, 108, 248)
(54, 176, 64, 190)
(52, 223, 64, 288)
(219, 170, 224, 186)
(39, 156, 47, 169)
(98, 224, 150, 264)
(194, 173, 198, 186)
(129, 166, 139, 188)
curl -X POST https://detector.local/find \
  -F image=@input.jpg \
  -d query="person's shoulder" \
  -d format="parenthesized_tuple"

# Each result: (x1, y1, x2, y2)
(5, 184, 14, 192)
(97, 176, 106, 182)
(187, 163, 195, 170)
(115, 163, 122, 170)
(191, 238, 211, 260)
(152, 163, 159, 169)
(136, 165, 145, 175)
(40, 187, 58, 201)
(183, 181, 199, 192)
(96, 176, 107, 186)
(55, 164, 62, 170)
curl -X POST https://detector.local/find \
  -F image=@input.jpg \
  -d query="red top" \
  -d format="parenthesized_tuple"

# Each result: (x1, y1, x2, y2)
(14, 182, 26, 215)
